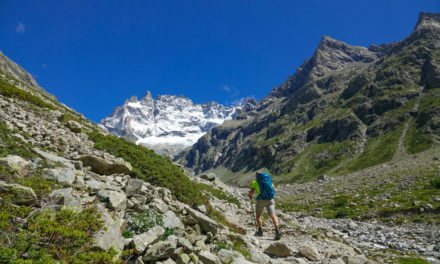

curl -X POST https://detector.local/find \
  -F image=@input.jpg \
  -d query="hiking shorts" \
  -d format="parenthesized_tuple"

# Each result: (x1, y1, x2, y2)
(256, 199, 275, 216)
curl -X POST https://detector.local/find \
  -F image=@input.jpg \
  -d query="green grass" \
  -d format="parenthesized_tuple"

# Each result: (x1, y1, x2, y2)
(405, 119, 433, 154)
(338, 125, 403, 174)
(396, 257, 431, 264)
(278, 164, 440, 224)
(198, 183, 241, 208)
(278, 140, 355, 183)
(88, 130, 206, 207)
(0, 77, 56, 110)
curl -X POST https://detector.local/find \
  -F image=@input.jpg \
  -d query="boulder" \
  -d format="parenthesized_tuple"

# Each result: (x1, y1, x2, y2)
(341, 255, 370, 264)
(125, 178, 145, 196)
(97, 190, 127, 211)
(184, 205, 222, 235)
(0, 155, 30, 173)
(131, 226, 165, 255)
(231, 258, 255, 264)
(299, 243, 320, 261)
(49, 188, 81, 209)
(264, 242, 294, 257)
(80, 154, 132, 175)
(0, 181, 37, 205)
(143, 240, 178, 262)
(92, 204, 124, 253)
(177, 253, 191, 264)
(33, 148, 75, 169)
(218, 249, 242, 263)
(200, 173, 216, 182)
(43, 168, 76, 186)
(66, 120, 82, 133)
(198, 250, 220, 264)
(163, 210, 185, 230)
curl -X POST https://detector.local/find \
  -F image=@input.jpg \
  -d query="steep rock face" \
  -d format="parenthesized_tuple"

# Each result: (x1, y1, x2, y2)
(179, 12, 440, 185)
(101, 92, 255, 157)
(0, 51, 56, 101)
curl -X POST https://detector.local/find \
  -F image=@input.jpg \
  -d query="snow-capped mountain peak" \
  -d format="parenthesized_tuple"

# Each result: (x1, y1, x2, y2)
(100, 91, 256, 157)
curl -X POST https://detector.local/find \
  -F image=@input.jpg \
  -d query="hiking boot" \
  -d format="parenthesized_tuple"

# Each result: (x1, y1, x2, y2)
(275, 229, 281, 240)
(254, 228, 263, 237)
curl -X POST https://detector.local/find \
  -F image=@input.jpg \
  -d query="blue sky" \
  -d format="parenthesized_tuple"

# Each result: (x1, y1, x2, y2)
(0, 1, 438, 122)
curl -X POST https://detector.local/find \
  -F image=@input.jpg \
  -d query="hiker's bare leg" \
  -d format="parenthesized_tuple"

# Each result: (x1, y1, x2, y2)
(256, 213, 263, 228)
(269, 213, 278, 228)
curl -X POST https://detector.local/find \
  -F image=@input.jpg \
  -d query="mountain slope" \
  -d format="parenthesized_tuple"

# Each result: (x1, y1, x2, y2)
(179, 12, 440, 185)
(101, 92, 256, 157)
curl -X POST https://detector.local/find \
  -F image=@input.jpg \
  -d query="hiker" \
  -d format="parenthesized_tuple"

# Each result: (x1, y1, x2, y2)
(248, 171, 281, 240)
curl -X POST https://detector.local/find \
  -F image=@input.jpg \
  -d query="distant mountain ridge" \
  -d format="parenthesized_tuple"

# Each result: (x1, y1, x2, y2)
(100, 92, 256, 157)
(178, 12, 440, 185)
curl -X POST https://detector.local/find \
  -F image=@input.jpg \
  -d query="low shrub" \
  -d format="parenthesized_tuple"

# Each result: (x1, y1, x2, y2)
(0, 204, 118, 263)
(0, 121, 36, 159)
(124, 211, 163, 236)
(87, 130, 207, 207)
(0, 78, 56, 110)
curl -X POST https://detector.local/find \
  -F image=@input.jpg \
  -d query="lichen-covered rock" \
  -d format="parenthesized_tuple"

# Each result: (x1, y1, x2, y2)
(43, 167, 76, 186)
(163, 210, 185, 230)
(0, 155, 30, 173)
(80, 154, 132, 175)
(264, 242, 294, 257)
(299, 243, 320, 261)
(97, 190, 127, 210)
(142, 240, 177, 262)
(49, 188, 81, 209)
(130, 226, 165, 255)
(185, 205, 222, 235)
(66, 120, 82, 133)
(92, 204, 124, 253)
(0, 181, 37, 205)
(198, 250, 220, 264)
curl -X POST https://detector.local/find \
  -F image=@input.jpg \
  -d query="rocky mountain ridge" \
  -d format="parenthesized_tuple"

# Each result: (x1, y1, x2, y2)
(178, 12, 440, 187)
(101, 92, 256, 157)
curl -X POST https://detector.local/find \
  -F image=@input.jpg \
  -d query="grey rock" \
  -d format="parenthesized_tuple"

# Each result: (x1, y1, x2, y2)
(0, 155, 30, 173)
(33, 148, 75, 169)
(143, 240, 178, 262)
(80, 154, 132, 175)
(198, 250, 220, 264)
(0, 181, 37, 206)
(130, 226, 165, 255)
(125, 178, 144, 196)
(231, 258, 255, 264)
(264, 242, 294, 257)
(163, 210, 185, 230)
(341, 255, 370, 264)
(66, 120, 82, 133)
(249, 247, 271, 263)
(298, 244, 320, 261)
(97, 190, 127, 210)
(92, 204, 124, 253)
(217, 249, 241, 263)
(185, 205, 222, 235)
(49, 188, 81, 209)
(43, 167, 76, 186)
(200, 173, 216, 182)
(177, 253, 191, 264)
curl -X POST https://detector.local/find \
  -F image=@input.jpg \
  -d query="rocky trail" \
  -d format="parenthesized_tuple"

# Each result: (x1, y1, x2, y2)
(200, 176, 440, 264)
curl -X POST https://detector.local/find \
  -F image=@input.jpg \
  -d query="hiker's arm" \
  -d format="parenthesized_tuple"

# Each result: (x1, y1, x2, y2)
(248, 188, 255, 199)
(272, 184, 277, 193)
